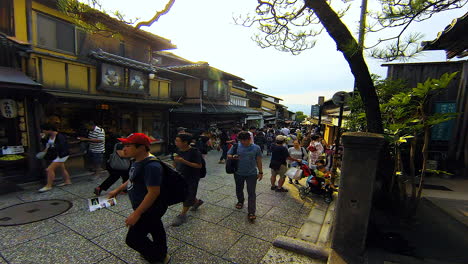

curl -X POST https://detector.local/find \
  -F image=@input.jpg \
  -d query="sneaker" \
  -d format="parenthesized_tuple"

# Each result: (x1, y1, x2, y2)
(270, 185, 277, 190)
(190, 199, 204, 211)
(218, 160, 225, 164)
(275, 187, 289, 192)
(288, 179, 293, 184)
(149, 254, 172, 264)
(38, 186, 52, 193)
(171, 214, 188, 227)
(57, 182, 72, 187)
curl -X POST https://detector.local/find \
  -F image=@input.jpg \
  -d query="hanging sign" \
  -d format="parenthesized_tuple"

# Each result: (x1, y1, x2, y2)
(0, 99, 18, 118)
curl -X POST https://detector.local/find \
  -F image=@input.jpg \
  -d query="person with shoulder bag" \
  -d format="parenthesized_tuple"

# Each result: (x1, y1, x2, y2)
(107, 133, 171, 264)
(94, 141, 131, 196)
(288, 139, 309, 184)
(38, 124, 72, 193)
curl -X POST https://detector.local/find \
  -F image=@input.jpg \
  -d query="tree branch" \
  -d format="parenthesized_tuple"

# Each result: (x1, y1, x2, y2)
(135, 0, 176, 28)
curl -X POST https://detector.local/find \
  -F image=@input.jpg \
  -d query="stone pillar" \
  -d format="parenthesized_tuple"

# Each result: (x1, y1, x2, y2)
(330, 132, 385, 263)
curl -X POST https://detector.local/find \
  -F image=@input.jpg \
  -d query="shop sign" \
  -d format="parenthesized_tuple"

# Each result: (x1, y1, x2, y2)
(0, 99, 18, 118)
(100, 63, 124, 89)
(129, 70, 148, 91)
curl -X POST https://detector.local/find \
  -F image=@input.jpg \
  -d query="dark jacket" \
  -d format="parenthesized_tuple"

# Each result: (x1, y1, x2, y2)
(44, 133, 70, 158)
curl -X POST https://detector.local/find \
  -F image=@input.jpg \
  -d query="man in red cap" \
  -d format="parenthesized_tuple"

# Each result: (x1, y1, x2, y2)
(107, 133, 170, 264)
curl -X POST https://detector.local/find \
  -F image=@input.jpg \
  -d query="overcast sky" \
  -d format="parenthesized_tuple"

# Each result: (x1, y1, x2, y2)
(99, 0, 466, 114)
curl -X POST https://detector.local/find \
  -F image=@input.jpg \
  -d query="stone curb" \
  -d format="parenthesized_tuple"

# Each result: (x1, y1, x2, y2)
(273, 236, 329, 260)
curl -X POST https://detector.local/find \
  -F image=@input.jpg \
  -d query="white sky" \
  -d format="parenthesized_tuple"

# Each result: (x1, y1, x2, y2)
(97, 0, 467, 113)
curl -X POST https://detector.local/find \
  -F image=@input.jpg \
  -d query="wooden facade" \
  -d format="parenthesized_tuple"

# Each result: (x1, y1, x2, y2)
(384, 60, 468, 176)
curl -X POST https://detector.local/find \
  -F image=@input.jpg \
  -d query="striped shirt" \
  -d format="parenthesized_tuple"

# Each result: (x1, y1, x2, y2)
(88, 126, 105, 153)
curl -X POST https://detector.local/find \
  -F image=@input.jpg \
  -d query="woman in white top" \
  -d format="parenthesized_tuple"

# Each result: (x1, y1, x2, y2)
(288, 140, 308, 184)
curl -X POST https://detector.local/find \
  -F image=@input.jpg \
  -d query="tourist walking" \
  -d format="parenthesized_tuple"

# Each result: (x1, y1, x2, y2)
(269, 135, 299, 192)
(171, 133, 204, 227)
(78, 121, 105, 176)
(308, 135, 324, 165)
(107, 133, 171, 264)
(227, 131, 263, 222)
(38, 123, 72, 192)
(218, 130, 230, 164)
(288, 139, 308, 184)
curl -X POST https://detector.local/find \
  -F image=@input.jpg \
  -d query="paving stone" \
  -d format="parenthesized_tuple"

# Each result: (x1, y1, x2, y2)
(264, 206, 309, 228)
(2, 229, 111, 264)
(198, 190, 230, 204)
(260, 246, 326, 264)
(0, 218, 65, 249)
(219, 211, 290, 242)
(299, 222, 322, 243)
(223, 235, 272, 264)
(55, 208, 125, 239)
(277, 197, 306, 212)
(198, 181, 225, 191)
(212, 185, 237, 196)
(167, 217, 242, 256)
(92, 226, 184, 263)
(16, 188, 69, 202)
(58, 181, 99, 198)
(286, 226, 301, 238)
(95, 255, 126, 264)
(307, 209, 327, 224)
(215, 196, 273, 217)
(189, 203, 234, 224)
(170, 244, 232, 264)
(256, 193, 287, 207)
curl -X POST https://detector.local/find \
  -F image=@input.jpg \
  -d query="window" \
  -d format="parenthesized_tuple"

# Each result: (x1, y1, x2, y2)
(171, 80, 185, 97)
(36, 13, 75, 54)
(0, 0, 14, 36)
(204, 80, 228, 100)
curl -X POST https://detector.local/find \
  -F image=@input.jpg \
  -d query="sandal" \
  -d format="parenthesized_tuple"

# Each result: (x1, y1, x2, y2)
(248, 213, 256, 221)
(235, 202, 243, 209)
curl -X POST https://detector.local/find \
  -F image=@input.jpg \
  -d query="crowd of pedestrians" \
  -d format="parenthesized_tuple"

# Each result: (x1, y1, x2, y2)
(36, 120, 335, 264)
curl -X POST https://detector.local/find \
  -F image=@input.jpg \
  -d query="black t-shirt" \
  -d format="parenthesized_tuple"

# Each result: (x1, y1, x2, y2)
(175, 147, 202, 181)
(127, 156, 163, 210)
(270, 144, 290, 165)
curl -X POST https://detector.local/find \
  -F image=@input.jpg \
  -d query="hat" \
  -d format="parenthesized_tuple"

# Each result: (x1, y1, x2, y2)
(118, 133, 154, 147)
(276, 135, 286, 142)
(177, 127, 187, 132)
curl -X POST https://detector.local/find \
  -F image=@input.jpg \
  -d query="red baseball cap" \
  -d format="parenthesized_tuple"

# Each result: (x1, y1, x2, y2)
(118, 133, 155, 147)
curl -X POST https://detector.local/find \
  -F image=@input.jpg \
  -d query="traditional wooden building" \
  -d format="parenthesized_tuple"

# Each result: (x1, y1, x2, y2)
(1, 0, 184, 182)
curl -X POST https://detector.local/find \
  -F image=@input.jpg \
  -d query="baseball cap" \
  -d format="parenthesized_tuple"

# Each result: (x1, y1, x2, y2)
(276, 135, 286, 142)
(118, 133, 154, 147)
(177, 127, 187, 132)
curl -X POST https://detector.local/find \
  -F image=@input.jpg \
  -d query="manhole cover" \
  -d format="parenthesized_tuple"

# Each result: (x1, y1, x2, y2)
(0, 199, 72, 226)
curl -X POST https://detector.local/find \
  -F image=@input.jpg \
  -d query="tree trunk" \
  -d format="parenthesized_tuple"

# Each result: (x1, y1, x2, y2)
(306, 0, 383, 134)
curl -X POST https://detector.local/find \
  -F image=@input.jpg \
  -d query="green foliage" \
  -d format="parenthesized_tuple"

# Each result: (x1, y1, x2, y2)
(295, 111, 308, 122)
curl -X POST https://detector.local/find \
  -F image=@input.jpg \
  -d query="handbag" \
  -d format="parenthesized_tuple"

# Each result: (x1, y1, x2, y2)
(108, 143, 130, 170)
(225, 144, 239, 174)
(286, 167, 302, 180)
(44, 146, 58, 161)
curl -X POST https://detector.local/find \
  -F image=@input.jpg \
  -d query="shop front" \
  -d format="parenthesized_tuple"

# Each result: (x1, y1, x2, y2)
(0, 67, 44, 185)
(41, 91, 174, 175)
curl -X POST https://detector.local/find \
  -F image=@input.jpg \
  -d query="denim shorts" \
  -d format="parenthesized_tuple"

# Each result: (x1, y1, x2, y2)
(88, 152, 104, 166)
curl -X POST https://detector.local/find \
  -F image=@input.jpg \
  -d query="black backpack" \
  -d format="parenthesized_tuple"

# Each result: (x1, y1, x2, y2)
(225, 144, 239, 174)
(190, 147, 207, 178)
(140, 157, 188, 206)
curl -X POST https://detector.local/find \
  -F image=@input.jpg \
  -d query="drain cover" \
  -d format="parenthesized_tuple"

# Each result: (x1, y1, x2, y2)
(0, 199, 72, 226)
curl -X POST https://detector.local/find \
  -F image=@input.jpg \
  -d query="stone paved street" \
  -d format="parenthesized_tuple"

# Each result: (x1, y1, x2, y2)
(0, 151, 326, 264)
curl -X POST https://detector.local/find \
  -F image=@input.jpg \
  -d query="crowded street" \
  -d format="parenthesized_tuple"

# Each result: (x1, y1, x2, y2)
(0, 151, 329, 264)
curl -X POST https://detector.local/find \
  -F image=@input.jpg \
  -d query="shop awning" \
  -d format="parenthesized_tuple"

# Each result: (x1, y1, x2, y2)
(0, 67, 41, 90)
(171, 104, 261, 115)
(45, 90, 181, 106)
(89, 49, 198, 79)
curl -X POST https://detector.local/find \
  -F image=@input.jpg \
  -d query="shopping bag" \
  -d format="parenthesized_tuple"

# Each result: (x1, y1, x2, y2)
(285, 167, 302, 180)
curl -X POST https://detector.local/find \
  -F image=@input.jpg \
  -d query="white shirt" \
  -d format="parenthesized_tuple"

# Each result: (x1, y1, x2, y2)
(281, 127, 290, 135)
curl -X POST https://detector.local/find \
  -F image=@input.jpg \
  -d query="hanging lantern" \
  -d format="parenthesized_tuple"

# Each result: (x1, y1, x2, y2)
(0, 99, 18, 118)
